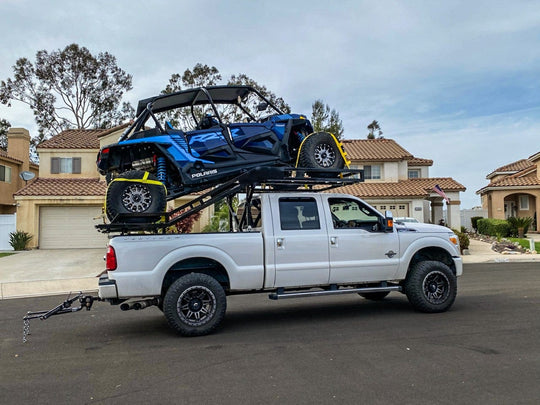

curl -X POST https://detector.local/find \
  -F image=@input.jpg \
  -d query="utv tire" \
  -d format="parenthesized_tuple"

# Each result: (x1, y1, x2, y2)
(359, 291, 390, 301)
(105, 170, 166, 223)
(163, 273, 227, 337)
(298, 132, 345, 177)
(404, 261, 457, 313)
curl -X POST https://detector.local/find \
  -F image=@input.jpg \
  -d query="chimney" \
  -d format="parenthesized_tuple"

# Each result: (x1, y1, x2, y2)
(7, 128, 30, 172)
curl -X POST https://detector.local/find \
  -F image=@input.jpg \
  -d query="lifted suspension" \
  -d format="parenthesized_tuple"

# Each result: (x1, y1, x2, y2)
(22, 292, 100, 343)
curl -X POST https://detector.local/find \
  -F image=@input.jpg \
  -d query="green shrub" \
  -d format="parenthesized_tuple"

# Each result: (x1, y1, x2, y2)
(452, 229, 470, 254)
(470, 216, 483, 232)
(9, 230, 33, 251)
(507, 216, 533, 237)
(477, 218, 510, 237)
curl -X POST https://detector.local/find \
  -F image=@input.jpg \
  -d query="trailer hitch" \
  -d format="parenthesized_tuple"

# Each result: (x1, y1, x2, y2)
(22, 292, 100, 343)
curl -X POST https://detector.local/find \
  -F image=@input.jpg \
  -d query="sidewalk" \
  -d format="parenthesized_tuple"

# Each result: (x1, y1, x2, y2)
(0, 236, 539, 299)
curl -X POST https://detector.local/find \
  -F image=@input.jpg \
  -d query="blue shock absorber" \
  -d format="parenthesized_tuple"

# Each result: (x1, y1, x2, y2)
(157, 157, 167, 183)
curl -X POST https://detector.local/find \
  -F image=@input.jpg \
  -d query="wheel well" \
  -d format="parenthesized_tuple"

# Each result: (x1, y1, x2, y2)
(161, 257, 230, 296)
(408, 247, 456, 275)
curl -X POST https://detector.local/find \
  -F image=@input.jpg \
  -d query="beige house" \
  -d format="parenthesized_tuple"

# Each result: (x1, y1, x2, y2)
(0, 128, 39, 214)
(337, 138, 466, 229)
(476, 151, 539, 232)
(15, 125, 211, 249)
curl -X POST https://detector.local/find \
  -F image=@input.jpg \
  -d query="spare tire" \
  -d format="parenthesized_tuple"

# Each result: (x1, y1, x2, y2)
(298, 132, 345, 177)
(105, 170, 166, 223)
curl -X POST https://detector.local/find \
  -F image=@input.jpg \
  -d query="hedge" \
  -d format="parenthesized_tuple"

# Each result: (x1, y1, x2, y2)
(477, 218, 510, 237)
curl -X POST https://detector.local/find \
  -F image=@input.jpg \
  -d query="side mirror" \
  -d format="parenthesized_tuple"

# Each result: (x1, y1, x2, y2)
(257, 102, 268, 112)
(382, 210, 393, 232)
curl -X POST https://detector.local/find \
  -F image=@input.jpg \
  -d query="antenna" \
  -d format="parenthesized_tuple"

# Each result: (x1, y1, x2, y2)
(19, 171, 35, 185)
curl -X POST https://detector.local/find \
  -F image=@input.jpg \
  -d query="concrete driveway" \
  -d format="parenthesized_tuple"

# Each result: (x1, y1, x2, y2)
(0, 249, 103, 299)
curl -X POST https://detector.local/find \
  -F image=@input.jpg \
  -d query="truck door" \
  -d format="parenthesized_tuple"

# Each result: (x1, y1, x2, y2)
(326, 197, 399, 283)
(271, 196, 330, 287)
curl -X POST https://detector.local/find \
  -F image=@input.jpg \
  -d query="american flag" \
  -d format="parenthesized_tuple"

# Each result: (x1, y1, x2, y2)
(433, 184, 450, 203)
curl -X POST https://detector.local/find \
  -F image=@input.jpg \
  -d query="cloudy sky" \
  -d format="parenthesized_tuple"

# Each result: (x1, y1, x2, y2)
(1, 0, 539, 208)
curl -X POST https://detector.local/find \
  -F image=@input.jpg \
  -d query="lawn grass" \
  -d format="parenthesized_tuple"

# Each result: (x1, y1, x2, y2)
(0, 252, 15, 258)
(508, 237, 540, 252)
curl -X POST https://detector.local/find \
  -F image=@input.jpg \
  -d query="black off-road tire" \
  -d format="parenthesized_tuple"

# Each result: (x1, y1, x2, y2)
(404, 261, 457, 313)
(163, 273, 227, 337)
(298, 132, 345, 177)
(105, 170, 166, 223)
(359, 291, 390, 301)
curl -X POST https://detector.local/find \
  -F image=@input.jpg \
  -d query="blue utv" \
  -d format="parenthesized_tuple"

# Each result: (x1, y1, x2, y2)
(97, 85, 348, 222)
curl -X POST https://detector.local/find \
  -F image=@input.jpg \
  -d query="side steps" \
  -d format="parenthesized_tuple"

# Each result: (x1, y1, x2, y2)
(268, 283, 401, 300)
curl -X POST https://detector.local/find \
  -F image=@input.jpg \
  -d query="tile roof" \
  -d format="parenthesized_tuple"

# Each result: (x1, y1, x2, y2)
(37, 123, 130, 150)
(38, 129, 104, 149)
(408, 157, 433, 166)
(486, 159, 533, 178)
(342, 139, 413, 161)
(15, 178, 106, 197)
(333, 177, 466, 199)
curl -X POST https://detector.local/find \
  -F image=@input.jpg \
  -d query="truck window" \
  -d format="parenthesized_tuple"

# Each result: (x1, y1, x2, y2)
(329, 198, 381, 231)
(279, 197, 320, 230)
(237, 198, 262, 230)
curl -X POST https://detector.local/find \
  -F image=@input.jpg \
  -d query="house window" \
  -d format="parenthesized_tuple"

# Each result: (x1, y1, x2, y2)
(399, 205, 405, 210)
(51, 157, 81, 174)
(519, 195, 529, 210)
(364, 165, 381, 180)
(0, 164, 11, 183)
(408, 169, 420, 178)
(390, 205, 396, 210)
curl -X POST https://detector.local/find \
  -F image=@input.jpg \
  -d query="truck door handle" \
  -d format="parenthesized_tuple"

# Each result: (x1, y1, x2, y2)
(330, 236, 337, 245)
(276, 238, 284, 248)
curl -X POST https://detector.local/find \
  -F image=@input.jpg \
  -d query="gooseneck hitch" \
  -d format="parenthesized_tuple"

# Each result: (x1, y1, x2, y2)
(22, 292, 100, 343)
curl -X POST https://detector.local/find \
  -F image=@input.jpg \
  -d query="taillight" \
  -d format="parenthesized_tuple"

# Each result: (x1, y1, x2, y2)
(106, 245, 117, 270)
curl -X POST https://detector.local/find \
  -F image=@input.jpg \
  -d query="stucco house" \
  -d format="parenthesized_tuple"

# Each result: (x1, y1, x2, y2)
(476, 151, 539, 232)
(0, 128, 39, 249)
(336, 138, 466, 229)
(0, 128, 39, 214)
(14, 125, 211, 249)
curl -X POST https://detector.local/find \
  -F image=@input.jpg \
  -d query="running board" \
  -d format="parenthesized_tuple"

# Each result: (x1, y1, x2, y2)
(268, 285, 402, 300)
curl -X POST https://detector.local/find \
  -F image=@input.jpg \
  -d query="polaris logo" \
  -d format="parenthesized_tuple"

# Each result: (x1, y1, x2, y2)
(191, 169, 218, 179)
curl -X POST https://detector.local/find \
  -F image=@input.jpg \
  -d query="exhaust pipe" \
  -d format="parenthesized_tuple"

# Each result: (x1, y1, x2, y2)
(120, 298, 160, 311)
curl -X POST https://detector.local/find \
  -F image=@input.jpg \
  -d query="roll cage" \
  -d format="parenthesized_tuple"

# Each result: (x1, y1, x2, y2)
(120, 85, 284, 142)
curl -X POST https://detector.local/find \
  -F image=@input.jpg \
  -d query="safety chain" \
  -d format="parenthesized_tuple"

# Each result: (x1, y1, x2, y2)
(23, 317, 30, 343)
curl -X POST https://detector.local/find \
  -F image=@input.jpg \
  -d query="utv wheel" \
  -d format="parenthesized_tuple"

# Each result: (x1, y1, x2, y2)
(404, 261, 457, 313)
(359, 291, 390, 301)
(163, 273, 227, 337)
(298, 132, 345, 177)
(105, 170, 166, 223)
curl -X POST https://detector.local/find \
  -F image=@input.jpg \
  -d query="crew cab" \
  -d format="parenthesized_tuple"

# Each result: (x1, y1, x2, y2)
(98, 191, 462, 336)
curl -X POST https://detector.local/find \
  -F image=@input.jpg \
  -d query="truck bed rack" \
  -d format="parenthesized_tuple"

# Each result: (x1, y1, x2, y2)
(96, 166, 364, 234)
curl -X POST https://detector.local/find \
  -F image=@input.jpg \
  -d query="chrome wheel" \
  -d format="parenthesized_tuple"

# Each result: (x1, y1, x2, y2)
(177, 286, 217, 327)
(121, 183, 152, 212)
(314, 143, 336, 167)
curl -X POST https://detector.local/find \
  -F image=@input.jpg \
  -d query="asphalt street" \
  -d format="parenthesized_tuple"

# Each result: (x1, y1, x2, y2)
(1, 262, 539, 405)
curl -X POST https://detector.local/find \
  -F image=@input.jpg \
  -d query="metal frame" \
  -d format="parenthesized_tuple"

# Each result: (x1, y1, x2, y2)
(96, 166, 364, 234)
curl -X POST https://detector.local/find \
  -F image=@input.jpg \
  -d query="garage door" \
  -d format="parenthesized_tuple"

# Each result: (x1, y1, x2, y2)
(39, 206, 109, 249)
(373, 203, 409, 218)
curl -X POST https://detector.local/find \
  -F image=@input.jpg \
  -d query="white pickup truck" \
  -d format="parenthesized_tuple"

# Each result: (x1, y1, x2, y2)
(98, 191, 462, 336)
